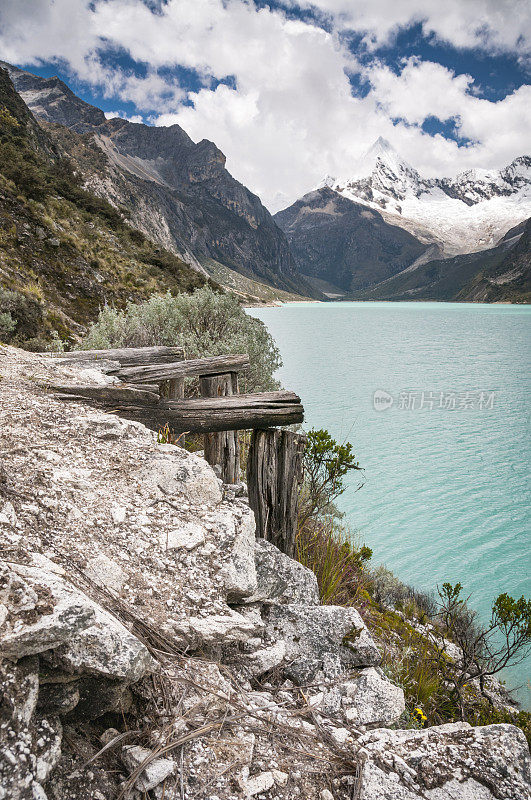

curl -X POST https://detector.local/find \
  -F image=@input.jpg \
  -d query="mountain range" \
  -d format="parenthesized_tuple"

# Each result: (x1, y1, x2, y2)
(0, 65, 212, 345)
(0, 61, 529, 314)
(2, 61, 314, 302)
(275, 137, 530, 302)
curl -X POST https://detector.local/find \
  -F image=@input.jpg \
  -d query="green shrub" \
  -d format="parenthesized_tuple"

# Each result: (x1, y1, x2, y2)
(299, 428, 363, 525)
(82, 287, 282, 393)
(0, 310, 16, 340)
(0, 288, 43, 342)
(370, 565, 436, 617)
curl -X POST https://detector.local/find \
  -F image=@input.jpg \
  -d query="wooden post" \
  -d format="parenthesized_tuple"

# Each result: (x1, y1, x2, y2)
(199, 372, 240, 484)
(160, 377, 185, 399)
(160, 377, 186, 445)
(246, 428, 306, 559)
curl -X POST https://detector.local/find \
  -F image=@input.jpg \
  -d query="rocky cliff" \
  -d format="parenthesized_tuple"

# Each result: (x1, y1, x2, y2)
(3, 63, 315, 300)
(274, 187, 429, 295)
(0, 66, 209, 347)
(1, 344, 529, 800)
(351, 217, 531, 303)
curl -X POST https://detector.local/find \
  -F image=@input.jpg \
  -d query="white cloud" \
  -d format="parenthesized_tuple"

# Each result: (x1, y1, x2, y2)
(0, 0, 529, 211)
(296, 0, 531, 55)
(104, 110, 144, 123)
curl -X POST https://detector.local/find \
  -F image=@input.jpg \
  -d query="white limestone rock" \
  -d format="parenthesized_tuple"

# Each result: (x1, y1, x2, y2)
(144, 445, 222, 505)
(265, 603, 381, 684)
(218, 506, 257, 601)
(248, 538, 320, 605)
(122, 745, 176, 792)
(53, 603, 153, 682)
(358, 722, 531, 800)
(2, 563, 152, 682)
(173, 609, 262, 648)
(84, 554, 125, 593)
(340, 667, 405, 727)
(0, 501, 17, 526)
(246, 640, 287, 676)
(272, 769, 289, 786)
(110, 504, 127, 525)
(1, 563, 96, 659)
(245, 770, 275, 796)
(34, 717, 62, 784)
(163, 521, 206, 551)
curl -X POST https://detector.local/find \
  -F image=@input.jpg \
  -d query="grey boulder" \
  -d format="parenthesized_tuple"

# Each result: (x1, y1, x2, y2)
(265, 603, 381, 684)
(249, 538, 320, 605)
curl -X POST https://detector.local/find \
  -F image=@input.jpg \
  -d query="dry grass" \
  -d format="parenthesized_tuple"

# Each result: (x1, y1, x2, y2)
(296, 517, 372, 608)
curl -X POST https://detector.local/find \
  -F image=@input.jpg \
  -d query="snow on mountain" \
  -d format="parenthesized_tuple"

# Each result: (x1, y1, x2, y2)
(324, 140, 531, 255)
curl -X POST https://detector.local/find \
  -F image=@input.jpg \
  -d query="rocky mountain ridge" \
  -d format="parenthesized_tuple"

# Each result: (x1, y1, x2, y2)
(1, 345, 530, 800)
(0, 66, 210, 347)
(3, 62, 315, 300)
(323, 137, 531, 255)
(275, 138, 531, 300)
(274, 187, 430, 295)
(351, 216, 531, 303)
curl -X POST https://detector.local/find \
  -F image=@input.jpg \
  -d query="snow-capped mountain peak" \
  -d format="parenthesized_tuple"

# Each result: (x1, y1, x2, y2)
(316, 142, 531, 255)
(330, 138, 425, 210)
(357, 136, 415, 178)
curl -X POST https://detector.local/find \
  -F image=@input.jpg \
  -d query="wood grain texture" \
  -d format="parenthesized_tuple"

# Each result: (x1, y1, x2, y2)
(51, 388, 303, 434)
(113, 354, 250, 384)
(45, 346, 185, 368)
(200, 372, 240, 484)
(48, 383, 161, 404)
(247, 428, 306, 558)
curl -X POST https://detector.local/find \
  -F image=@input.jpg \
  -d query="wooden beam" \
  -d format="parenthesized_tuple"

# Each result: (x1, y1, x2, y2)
(48, 384, 161, 405)
(200, 372, 240, 484)
(44, 346, 185, 368)
(247, 428, 306, 558)
(111, 354, 250, 384)
(50, 388, 304, 434)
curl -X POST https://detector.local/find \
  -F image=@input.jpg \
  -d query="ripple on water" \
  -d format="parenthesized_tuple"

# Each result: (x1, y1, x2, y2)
(249, 301, 531, 708)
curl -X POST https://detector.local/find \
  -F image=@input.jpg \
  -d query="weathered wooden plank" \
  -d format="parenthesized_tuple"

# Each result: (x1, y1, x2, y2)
(44, 346, 185, 367)
(48, 384, 161, 405)
(112, 354, 250, 384)
(200, 372, 239, 484)
(247, 429, 306, 558)
(52, 389, 303, 433)
(159, 377, 185, 400)
(165, 391, 301, 409)
(134, 399, 303, 434)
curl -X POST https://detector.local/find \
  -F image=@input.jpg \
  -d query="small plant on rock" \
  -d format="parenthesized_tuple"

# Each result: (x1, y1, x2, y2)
(299, 428, 363, 526)
(433, 582, 531, 718)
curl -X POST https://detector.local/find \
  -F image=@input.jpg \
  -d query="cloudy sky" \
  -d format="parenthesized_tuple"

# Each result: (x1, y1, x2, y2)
(1, 0, 530, 211)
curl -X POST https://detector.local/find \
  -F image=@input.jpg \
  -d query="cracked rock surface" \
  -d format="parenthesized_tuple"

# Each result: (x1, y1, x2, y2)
(1, 346, 529, 800)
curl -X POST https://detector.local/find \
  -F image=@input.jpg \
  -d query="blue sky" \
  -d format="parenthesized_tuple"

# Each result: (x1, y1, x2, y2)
(1, 0, 529, 210)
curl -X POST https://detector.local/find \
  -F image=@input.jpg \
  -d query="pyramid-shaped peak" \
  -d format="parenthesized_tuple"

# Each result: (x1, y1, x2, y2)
(371, 136, 395, 153)
(356, 137, 415, 179)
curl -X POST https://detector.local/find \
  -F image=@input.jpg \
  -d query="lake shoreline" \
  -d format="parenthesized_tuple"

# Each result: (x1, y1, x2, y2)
(248, 300, 531, 710)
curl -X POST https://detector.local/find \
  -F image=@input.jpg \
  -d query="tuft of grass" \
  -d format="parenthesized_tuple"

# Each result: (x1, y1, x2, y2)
(296, 517, 372, 607)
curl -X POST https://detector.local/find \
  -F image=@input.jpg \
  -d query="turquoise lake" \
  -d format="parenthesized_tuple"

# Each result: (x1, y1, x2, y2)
(248, 301, 531, 709)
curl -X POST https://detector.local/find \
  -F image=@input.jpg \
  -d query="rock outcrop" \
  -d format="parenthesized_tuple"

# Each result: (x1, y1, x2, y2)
(274, 186, 429, 295)
(3, 62, 315, 298)
(1, 345, 529, 800)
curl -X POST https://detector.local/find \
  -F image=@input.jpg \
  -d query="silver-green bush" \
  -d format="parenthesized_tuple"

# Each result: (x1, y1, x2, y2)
(0, 311, 16, 341)
(82, 288, 282, 393)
